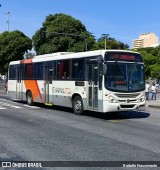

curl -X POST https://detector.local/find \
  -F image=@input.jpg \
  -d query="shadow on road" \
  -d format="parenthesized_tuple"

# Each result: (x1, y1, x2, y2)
(84, 110, 150, 121)
(37, 102, 150, 120)
(12, 100, 150, 121)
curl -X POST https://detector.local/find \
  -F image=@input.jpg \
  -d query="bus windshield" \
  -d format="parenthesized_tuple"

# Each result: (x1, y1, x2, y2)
(105, 62, 145, 92)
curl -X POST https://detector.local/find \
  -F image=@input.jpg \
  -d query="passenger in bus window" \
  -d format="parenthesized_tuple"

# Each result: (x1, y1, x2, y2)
(62, 72, 69, 79)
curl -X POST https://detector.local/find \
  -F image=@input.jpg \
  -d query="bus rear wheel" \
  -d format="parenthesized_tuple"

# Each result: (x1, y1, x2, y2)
(72, 96, 84, 115)
(26, 91, 33, 106)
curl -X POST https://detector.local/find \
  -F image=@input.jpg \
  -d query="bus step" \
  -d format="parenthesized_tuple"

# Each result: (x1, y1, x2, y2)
(45, 103, 53, 106)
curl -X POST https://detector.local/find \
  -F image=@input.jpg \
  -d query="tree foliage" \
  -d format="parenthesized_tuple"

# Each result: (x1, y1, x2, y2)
(135, 46, 160, 79)
(95, 34, 129, 50)
(0, 30, 32, 73)
(32, 13, 95, 55)
(0, 13, 131, 74)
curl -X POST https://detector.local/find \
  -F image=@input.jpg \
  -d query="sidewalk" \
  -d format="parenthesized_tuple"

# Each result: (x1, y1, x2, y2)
(146, 99, 160, 109)
(145, 92, 160, 109)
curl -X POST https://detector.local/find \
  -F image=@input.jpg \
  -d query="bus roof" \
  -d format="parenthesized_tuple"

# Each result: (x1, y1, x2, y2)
(9, 49, 141, 65)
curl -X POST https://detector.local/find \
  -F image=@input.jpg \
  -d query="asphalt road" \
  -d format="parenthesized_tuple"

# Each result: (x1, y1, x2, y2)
(0, 95, 160, 169)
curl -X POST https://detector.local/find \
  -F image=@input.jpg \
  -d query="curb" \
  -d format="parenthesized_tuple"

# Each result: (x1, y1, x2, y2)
(148, 105, 160, 109)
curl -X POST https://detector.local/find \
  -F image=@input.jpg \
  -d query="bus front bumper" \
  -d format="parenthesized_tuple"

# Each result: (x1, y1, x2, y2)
(103, 100, 146, 113)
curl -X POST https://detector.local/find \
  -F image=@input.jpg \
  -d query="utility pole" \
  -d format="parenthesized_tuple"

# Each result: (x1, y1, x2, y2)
(5, 12, 10, 32)
(104, 35, 106, 50)
(102, 34, 108, 50)
(103, 34, 107, 50)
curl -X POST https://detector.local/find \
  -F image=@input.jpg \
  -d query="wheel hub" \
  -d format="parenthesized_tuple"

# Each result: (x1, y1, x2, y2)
(75, 100, 81, 111)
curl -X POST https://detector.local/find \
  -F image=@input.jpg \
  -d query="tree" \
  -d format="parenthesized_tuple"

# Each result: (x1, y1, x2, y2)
(136, 47, 160, 79)
(95, 34, 129, 50)
(32, 13, 95, 55)
(150, 63, 160, 79)
(0, 30, 32, 73)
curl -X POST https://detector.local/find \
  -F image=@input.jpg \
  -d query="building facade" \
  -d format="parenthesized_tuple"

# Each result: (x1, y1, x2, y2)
(132, 33, 159, 49)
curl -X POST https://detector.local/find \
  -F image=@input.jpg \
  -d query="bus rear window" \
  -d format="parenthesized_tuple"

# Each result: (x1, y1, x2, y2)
(9, 65, 17, 79)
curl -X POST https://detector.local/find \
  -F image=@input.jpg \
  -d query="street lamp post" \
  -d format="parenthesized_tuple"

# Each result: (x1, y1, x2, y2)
(5, 12, 10, 32)
(101, 34, 107, 50)
(104, 35, 107, 50)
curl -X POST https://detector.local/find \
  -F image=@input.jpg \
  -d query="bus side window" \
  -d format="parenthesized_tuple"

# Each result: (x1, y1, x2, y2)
(24, 64, 33, 79)
(57, 60, 70, 79)
(57, 61, 64, 79)
(9, 65, 17, 79)
(34, 63, 43, 80)
(72, 59, 85, 79)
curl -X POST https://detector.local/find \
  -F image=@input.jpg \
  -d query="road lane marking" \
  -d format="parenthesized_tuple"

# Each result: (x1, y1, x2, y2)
(0, 102, 22, 109)
(0, 99, 8, 101)
(0, 102, 40, 110)
(23, 104, 40, 109)
(108, 120, 127, 123)
(0, 107, 6, 110)
(0, 98, 41, 110)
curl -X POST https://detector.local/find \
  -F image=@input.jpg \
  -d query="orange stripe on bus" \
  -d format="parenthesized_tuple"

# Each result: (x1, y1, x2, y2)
(35, 81, 44, 103)
(24, 80, 44, 103)
(20, 59, 32, 64)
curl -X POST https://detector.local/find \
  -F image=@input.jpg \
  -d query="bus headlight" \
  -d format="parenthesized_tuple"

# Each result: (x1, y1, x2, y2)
(138, 95, 145, 102)
(108, 96, 117, 103)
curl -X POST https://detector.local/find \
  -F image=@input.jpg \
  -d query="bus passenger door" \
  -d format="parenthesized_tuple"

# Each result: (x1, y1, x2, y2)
(16, 68, 23, 99)
(44, 66, 53, 104)
(87, 64, 98, 110)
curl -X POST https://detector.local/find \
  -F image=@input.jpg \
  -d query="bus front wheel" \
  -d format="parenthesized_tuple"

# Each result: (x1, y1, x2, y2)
(72, 96, 84, 115)
(26, 91, 33, 106)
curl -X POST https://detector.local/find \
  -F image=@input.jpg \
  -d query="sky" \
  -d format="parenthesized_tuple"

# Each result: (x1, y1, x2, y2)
(0, 0, 160, 48)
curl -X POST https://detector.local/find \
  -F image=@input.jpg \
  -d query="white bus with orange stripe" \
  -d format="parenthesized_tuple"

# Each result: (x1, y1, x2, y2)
(7, 50, 145, 114)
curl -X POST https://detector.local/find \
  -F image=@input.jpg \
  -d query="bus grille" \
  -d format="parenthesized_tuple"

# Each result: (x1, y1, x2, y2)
(114, 93, 141, 98)
(120, 105, 135, 108)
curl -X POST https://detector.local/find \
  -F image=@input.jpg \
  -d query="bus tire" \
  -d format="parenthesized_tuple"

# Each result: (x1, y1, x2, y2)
(26, 91, 33, 106)
(72, 96, 84, 115)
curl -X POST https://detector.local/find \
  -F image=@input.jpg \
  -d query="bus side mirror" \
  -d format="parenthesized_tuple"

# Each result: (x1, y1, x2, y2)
(103, 63, 107, 75)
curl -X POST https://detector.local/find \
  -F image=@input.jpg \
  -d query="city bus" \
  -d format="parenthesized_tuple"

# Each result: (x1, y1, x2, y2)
(7, 50, 145, 115)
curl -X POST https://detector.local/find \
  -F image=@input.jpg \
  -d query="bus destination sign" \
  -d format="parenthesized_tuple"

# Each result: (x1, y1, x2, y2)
(105, 52, 143, 62)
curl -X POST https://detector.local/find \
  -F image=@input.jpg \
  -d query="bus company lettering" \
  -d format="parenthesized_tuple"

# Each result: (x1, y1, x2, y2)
(53, 87, 65, 94)
(53, 87, 71, 94)
(65, 88, 71, 94)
